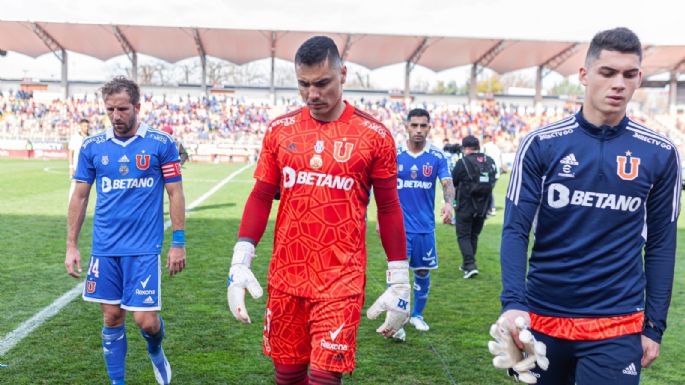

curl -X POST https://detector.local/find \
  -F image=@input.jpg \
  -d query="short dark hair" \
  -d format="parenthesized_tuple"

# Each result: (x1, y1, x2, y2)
(79, 118, 90, 124)
(101, 76, 140, 105)
(295, 36, 341, 68)
(462, 135, 480, 149)
(585, 27, 642, 65)
(407, 108, 430, 121)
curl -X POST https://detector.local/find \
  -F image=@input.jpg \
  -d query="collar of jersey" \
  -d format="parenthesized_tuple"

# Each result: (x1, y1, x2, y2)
(575, 109, 627, 139)
(401, 142, 430, 158)
(105, 123, 149, 146)
(301, 100, 354, 123)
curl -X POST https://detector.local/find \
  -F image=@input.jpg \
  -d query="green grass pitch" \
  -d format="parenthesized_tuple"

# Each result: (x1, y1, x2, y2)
(1, 158, 684, 384)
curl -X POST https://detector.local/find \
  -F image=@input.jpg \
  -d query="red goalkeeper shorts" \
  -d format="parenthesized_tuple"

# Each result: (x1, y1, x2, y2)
(263, 288, 364, 373)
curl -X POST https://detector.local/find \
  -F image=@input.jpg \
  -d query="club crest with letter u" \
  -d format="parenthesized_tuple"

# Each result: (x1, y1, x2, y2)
(136, 154, 151, 170)
(616, 151, 640, 180)
(86, 281, 96, 293)
(422, 164, 433, 177)
(333, 141, 354, 162)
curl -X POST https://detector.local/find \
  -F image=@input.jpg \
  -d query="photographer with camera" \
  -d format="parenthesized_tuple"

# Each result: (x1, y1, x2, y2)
(451, 135, 497, 279)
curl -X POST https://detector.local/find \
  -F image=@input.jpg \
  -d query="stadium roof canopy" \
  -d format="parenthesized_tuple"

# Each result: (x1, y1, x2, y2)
(3, 20, 685, 77)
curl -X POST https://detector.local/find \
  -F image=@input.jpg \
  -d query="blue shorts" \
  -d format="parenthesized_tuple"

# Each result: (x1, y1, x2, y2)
(82, 254, 161, 311)
(529, 330, 642, 385)
(406, 232, 438, 270)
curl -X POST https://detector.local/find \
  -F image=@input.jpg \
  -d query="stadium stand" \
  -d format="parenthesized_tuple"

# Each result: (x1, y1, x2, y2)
(0, 89, 681, 165)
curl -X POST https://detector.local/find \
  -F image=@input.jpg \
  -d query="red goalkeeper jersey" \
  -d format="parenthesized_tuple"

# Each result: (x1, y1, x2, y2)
(254, 101, 397, 299)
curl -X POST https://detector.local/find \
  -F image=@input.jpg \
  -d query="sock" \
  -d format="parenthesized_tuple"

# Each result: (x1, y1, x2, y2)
(274, 363, 308, 385)
(411, 272, 430, 318)
(140, 316, 165, 356)
(102, 324, 127, 384)
(309, 367, 342, 385)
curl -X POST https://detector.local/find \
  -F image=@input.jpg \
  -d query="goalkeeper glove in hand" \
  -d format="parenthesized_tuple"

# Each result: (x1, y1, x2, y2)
(488, 316, 549, 384)
(367, 260, 411, 337)
(227, 241, 263, 323)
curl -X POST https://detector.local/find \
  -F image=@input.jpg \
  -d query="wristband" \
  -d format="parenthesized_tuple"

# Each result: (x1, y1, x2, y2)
(171, 229, 186, 248)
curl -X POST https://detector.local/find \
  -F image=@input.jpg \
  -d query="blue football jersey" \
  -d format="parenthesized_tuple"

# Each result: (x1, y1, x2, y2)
(397, 144, 451, 233)
(74, 124, 182, 256)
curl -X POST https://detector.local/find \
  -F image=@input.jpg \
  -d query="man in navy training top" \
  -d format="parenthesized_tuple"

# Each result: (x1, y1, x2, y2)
(494, 27, 680, 384)
(386, 108, 453, 340)
(65, 76, 186, 385)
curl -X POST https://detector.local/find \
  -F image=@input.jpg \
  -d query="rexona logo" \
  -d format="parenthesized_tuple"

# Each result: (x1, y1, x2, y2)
(101, 176, 154, 193)
(282, 167, 354, 191)
(320, 339, 349, 351)
(547, 183, 642, 212)
(320, 324, 348, 351)
(135, 288, 156, 295)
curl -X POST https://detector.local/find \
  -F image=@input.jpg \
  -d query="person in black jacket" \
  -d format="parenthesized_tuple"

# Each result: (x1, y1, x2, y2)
(451, 135, 497, 278)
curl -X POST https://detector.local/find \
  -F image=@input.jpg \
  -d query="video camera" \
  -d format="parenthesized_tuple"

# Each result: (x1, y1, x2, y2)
(443, 143, 461, 155)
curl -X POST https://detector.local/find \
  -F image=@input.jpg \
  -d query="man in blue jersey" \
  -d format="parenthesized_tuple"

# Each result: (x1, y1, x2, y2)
(65, 76, 186, 385)
(493, 27, 680, 384)
(387, 108, 453, 339)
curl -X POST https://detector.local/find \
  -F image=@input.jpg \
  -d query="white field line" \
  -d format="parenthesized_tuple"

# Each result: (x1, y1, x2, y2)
(0, 164, 252, 357)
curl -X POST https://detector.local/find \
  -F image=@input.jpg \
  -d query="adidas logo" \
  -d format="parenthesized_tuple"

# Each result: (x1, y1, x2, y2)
(143, 296, 154, 304)
(118, 155, 130, 163)
(560, 153, 579, 166)
(622, 362, 638, 376)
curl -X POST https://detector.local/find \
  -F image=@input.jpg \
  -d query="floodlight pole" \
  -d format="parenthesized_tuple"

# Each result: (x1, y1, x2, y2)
(669, 72, 678, 114)
(193, 29, 207, 95)
(404, 37, 429, 102)
(61, 49, 68, 100)
(536, 43, 579, 107)
(469, 64, 477, 103)
(270, 32, 276, 105)
(535, 66, 543, 106)
(341, 34, 353, 62)
(469, 40, 506, 104)
(32, 23, 68, 100)
(668, 58, 685, 114)
(113, 26, 138, 82)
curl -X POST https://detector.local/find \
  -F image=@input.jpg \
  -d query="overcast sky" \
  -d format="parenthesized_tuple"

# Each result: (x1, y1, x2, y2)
(2, 0, 684, 87)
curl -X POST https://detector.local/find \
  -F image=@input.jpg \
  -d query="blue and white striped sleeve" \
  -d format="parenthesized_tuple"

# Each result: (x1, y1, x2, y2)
(500, 133, 545, 312)
(642, 145, 681, 343)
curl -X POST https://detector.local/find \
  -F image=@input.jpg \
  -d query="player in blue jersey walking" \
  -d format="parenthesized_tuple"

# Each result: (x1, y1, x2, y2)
(65, 76, 186, 385)
(383, 108, 454, 340)
(489, 28, 681, 384)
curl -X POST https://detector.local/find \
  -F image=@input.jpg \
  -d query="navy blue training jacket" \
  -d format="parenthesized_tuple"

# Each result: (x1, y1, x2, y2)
(500, 110, 681, 342)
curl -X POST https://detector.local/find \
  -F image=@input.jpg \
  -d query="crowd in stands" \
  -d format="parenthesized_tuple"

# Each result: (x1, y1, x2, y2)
(353, 98, 573, 154)
(0, 88, 669, 159)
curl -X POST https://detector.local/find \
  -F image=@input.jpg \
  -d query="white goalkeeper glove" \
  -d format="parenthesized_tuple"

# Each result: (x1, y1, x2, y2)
(227, 241, 263, 323)
(367, 260, 411, 337)
(488, 316, 549, 384)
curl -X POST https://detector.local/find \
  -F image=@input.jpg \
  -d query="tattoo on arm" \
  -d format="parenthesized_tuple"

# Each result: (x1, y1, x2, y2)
(442, 180, 455, 203)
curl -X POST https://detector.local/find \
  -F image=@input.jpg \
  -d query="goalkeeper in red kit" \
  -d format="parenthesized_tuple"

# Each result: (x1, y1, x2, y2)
(226, 36, 410, 385)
